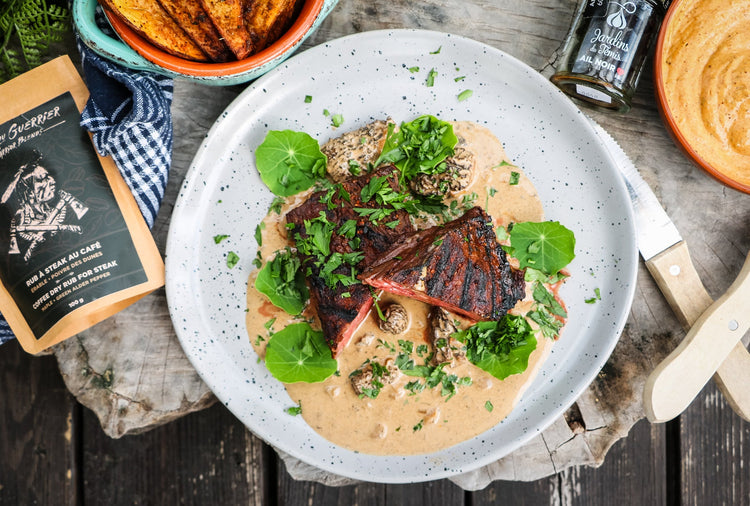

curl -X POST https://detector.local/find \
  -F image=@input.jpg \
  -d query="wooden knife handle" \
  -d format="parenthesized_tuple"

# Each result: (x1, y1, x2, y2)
(643, 242, 750, 422)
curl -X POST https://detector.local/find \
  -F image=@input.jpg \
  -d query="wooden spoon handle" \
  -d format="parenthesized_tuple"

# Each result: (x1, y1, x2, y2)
(643, 243, 750, 423)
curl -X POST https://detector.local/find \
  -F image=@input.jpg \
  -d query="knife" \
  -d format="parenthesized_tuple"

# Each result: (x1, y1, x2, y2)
(590, 122, 750, 423)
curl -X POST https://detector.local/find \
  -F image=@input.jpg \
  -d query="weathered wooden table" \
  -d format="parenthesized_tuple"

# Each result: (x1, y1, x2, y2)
(2, 0, 750, 503)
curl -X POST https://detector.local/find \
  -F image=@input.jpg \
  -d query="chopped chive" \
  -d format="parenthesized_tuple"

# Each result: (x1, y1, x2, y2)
(457, 89, 473, 102)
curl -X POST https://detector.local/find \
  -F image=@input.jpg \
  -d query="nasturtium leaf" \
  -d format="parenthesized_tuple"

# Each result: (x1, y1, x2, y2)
(255, 130, 327, 196)
(265, 323, 338, 383)
(254, 248, 309, 315)
(452, 317, 538, 380)
(509, 221, 575, 276)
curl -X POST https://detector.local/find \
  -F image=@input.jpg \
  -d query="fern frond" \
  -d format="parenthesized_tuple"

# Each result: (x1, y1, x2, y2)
(0, 0, 70, 82)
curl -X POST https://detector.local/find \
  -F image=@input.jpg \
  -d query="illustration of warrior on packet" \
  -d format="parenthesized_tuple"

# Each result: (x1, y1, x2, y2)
(2, 151, 89, 262)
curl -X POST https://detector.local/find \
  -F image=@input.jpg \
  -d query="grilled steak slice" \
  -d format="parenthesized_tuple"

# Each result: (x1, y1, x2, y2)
(359, 206, 525, 321)
(286, 165, 414, 356)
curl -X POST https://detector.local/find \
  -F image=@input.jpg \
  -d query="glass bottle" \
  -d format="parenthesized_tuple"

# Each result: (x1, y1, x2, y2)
(551, 0, 668, 112)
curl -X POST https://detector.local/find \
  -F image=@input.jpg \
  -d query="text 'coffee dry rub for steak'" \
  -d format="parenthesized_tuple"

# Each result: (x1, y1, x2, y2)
(244, 116, 576, 455)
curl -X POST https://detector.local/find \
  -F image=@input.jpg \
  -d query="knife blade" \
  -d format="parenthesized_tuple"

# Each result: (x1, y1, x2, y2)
(590, 121, 750, 422)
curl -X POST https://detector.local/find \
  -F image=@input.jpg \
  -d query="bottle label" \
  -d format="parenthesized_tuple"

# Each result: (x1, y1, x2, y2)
(575, 84, 612, 103)
(571, 0, 654, 86)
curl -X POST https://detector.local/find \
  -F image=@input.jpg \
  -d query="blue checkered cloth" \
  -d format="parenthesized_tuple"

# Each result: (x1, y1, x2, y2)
(0, 14, 174, 345)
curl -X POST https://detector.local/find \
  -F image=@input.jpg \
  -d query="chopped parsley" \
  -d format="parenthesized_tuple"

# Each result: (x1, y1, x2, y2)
(430, 46, 442, 54)
(452, 316, 538, 380)
(269, 196, 285, 214)
(585, 287, 602, 304)
(286, 402, 303, 416)
(408, 66, 420, 73)
(226, 251, 239, 269)
(213, 234, 229, 244)
(457, 89, 473, 102)
(375, 115, 457, 185)
(304, 95, 312, 103)
(331, 113, 344, 127)
(254, 248, 309, 315)
(425, 68, 437, 87)
(348, 159, 361, 176)
(254, 222, 265, 246)
(485, 400, 494, 412)
(509, 171, 520, 185)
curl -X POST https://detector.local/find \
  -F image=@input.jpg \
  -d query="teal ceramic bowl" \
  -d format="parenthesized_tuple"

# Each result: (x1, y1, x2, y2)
(73, 0, 338, 85)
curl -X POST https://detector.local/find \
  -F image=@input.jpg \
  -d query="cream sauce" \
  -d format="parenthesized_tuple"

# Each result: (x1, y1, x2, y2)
(246, 121, 551, 455)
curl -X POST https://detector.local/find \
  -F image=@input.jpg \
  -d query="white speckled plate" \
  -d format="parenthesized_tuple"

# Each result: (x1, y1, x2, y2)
(165, 29, 638, 483)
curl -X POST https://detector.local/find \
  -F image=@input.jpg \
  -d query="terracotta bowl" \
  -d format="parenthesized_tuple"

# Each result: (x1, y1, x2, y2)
(654, 0, 750, 194)
(73, 0, 336, 86)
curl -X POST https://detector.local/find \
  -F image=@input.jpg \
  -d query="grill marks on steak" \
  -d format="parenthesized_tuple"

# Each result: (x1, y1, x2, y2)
(286, 165, 414, 356)
(359, 206, 526, 321)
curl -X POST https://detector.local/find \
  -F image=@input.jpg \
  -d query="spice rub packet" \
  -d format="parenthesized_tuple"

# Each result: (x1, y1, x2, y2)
(0, 56, 164, 354)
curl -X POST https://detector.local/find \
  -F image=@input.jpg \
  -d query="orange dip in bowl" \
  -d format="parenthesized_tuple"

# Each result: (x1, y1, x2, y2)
(658, 0, 750, 192)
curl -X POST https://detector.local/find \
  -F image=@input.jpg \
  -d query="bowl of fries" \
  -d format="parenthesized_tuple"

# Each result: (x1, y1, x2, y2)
(73, 0, 335, 85)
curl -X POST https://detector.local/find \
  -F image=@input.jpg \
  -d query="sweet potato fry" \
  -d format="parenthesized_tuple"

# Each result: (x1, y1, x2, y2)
(199, 0, 254, 60)
(243, 0, 301, 51)
(99, 0, 209, 62)
(157, 0, 233, 62)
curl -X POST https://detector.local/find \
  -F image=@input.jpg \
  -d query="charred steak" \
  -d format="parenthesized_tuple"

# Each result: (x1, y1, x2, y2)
(359, 206, 526, 321)
(286, 165, 414, 356)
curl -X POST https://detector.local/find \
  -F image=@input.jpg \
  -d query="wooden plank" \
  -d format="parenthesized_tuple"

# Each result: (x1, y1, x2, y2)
(0, 343, 78, 505)
(80, 402, 269, 505)
(276, 477, 385, 506)
(275, 473, 466, 506)
(472, 419, 666, 506)
(386, 482, 465, 504)
(680, 381, 750, 506)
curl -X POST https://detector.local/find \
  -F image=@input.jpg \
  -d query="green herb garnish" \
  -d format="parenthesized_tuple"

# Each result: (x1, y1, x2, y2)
(213, 234, 229, 244)
(286, 402, 303, 415)
(304, 95, 312, 103)
(425, 68, 437, 87)
(269, 196, 285, 214)
(507, 221, 575, 276)
(255, 130, 327, 196)
(375, 115, 458, 185)
(457, 89, 473, 102)
(509, 171, 520, 185)
(264, 323, 337, 383)
(452, 316, 538, 380)
(331, 114, 344, 127)
(585, 287, 602, 304)
(226, 251, 240, 269)
(485, 400, 494, 412)
(254, 248, 309, 315)
(254, 222, 265, 246)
